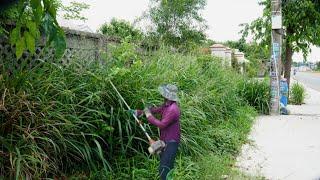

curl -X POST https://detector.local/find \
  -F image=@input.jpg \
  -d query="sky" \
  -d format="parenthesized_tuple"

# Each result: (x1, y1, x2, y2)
(58, 0, 320, 62)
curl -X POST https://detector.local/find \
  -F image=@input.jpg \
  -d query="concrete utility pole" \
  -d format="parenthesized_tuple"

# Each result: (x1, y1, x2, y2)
(270, 0, 282, 115)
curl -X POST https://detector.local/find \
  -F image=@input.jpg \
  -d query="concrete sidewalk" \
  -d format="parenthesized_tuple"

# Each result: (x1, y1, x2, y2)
(236, 80, 320, 180)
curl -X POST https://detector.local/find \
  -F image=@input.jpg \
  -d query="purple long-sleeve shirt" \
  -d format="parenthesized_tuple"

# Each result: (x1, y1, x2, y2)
(139, 101, 181, 143)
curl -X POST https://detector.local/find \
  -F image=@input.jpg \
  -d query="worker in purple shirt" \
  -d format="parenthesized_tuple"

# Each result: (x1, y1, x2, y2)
(134, 84, 181, 180)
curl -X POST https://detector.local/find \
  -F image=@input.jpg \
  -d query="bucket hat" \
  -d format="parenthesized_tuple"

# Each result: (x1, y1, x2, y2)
(158, 84, 179, 102)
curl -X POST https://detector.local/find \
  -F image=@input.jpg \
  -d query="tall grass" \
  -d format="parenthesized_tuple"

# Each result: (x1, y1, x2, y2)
(1, 62, 116, 178)
(104, 45, 257, 178)
(237, 79, 270, 114)
(290, 83, 306, 105)
(1, 42, 257, 179)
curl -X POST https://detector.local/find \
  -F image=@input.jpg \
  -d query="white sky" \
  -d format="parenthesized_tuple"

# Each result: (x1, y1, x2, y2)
(58, 0, 320, 62)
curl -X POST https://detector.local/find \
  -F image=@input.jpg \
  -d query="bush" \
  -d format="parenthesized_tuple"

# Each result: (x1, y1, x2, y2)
(99, 18, 143, 42)
(290, 83, 306, 105)
(0, 62, 114, 178)
(316, 61, 320, 71)
(1, 42, 257, 179)
(238, 79, 270, 114)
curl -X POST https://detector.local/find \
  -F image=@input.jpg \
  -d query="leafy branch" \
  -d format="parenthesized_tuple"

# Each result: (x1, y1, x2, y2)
(3, 0, 66, 59)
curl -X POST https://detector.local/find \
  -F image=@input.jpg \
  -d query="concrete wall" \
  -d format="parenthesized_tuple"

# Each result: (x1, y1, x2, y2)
(210, 44, 230, 67)
(224, 48, 232, 67)
(0, 27, 118, 73)
(210, 44, 247, 68)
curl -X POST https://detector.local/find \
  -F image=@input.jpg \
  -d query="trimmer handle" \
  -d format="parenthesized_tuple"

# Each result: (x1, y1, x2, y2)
(149, 139, 155, 145)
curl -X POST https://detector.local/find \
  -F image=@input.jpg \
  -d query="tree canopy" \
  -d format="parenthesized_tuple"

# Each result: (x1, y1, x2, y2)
(99, 18, 143, 42)
(147, 0, 208, 49)
(0, 0, 89, 59)
(241, 0, 320, 85)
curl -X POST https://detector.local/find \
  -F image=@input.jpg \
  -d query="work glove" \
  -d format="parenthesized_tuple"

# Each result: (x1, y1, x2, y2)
(144, 107, 152, 118)
(127, 109, 138, 117)
(127, 109, 143, 125)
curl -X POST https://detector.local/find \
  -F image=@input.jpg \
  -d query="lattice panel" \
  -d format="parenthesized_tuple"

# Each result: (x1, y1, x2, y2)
(0, 30, 107, 75)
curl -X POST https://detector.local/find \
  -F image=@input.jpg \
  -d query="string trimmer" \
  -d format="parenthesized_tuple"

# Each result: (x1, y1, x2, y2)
(109, 80, 165, 155)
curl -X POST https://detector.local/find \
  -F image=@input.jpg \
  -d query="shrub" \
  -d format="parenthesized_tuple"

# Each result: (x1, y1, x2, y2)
(1, 42, 257, 179)
(316, 61, 320, 71)
(0, 62, 115, 178)
(99, 18, 143, 42)
(238, 79, 270, 114)
(290, 83, 306, 105)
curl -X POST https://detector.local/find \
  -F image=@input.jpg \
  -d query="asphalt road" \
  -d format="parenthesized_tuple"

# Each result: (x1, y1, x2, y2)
(294, 72, 320, 91)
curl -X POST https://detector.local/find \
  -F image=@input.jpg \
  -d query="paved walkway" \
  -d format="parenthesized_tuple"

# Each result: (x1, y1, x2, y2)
(236, 79, 320, 180)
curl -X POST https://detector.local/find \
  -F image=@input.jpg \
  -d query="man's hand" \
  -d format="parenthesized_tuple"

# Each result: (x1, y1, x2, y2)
(144, 107, 152, 118)
(127, 109, 137, 116)
(137, 119, 144, 125)
(149, 139, 155, 145)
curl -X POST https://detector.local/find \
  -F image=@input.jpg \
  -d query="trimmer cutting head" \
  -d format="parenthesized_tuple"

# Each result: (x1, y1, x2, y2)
(148, 140, 166, 155)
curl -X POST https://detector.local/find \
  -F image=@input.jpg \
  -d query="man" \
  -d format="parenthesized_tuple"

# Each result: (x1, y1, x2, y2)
(134, 84, 181, 180)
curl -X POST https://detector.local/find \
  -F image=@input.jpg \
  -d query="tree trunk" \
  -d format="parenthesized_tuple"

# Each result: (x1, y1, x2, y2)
(284, 26, 294, 87)
(284, 42, 293, 86)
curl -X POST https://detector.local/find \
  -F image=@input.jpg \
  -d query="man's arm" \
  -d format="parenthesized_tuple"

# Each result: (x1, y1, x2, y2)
(147, 110, 177, 129)
(136, 105, 164, 116)
(149, 105, 164, 114)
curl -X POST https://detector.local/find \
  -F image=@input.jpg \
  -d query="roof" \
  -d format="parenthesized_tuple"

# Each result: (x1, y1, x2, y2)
(234, 52, 244, 56)
(210, 44, 226, 48)
(225, 47, 232, 52)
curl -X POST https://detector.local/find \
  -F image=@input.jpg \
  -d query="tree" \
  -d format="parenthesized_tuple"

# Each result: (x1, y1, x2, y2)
(242, 0, 320, 86)
(316, 61, 320, 71)
(226, 40, 269, 77)
(99, 18, 143, 42)
(146, 0, 208, 49)
(0, 0, 65, 59)
(0, 0, 89, 59)
(58, 1, 89, 21)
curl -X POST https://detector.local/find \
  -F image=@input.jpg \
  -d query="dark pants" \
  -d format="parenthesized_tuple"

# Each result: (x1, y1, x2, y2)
(159, 140, 179, 180)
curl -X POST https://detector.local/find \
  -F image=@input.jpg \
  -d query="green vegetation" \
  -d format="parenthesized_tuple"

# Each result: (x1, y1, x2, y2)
(226, 40, 269, 78)
(1, 62, 112, 178)
(100, 18, 143, 42)
(143, 0, 207, 50)
(316, 62, 320, 71)
(242, 0, 320, 86)
(0, 0, 273, 179)
(290, 83, 306, 105)
(92, 44, 258, 179)
(1, 41, 259, 178)
(0, 0, 88, 59)
(0, 0, 66, 58)
(58, 1, 90, 21)
(238, 79, 271, 114)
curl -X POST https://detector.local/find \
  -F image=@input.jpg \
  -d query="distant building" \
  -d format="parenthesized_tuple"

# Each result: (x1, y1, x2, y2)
(210, 44, 226, 58)
(233, 49, 249, 74)
(209, 44, 231, 67)
(294, 62, 316, 71)
(233, 49, 249, 64)
(224, 47, 232, 67)
(298, 66, 311, 71)
(210, 44, 249, 73)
